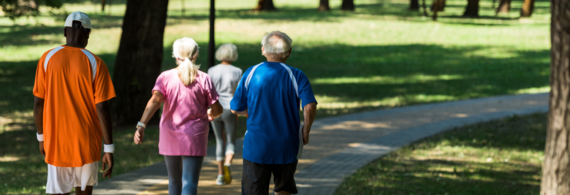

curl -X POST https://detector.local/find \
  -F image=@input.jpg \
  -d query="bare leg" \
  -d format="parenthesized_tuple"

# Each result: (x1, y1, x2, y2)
(217, 160, 224, 175)
(275, 191, 291, 195)
(224, 154, 234, 165)
(74, 186, 93, 195)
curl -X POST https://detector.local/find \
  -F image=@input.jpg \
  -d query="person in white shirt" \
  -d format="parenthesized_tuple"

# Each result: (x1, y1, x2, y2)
(207, 43, 243, 185)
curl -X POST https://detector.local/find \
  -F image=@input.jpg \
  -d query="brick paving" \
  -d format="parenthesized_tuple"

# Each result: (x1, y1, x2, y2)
(93, 93, 548, 195)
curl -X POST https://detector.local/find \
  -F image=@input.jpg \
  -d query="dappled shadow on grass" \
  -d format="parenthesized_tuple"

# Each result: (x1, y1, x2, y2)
(0, 125, 164, 194)
(0, 53, 117, 116)
(335, 113, 546, 195)
(0, 42, 550, 121)
(0, 15, 123, 47)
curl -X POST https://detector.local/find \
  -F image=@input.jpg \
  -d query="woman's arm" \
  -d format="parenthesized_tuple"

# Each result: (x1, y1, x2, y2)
(134, 91, 164, 144)
(208, 100, 223, 121)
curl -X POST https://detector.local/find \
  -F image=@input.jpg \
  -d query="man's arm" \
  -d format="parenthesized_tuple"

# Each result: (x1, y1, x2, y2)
(96, 100, 114, 178)
(231, 109, 248, 116)
(96, 101, 113, 145)
(302, 102, 317, 145)
(33, 96, 45, 156)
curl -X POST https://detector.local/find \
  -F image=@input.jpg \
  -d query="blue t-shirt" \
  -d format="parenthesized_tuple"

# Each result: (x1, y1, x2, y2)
(230, 61, 317, 164)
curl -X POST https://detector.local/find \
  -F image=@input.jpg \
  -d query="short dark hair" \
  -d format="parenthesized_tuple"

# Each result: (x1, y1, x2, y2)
(71, 21, 91, 33)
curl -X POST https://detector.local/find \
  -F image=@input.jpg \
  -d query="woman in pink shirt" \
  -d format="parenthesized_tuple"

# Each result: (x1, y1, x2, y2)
(133, 37, 223, 195)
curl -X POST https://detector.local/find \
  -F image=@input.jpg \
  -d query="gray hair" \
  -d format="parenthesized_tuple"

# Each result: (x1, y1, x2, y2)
(261, 31, 293, 60)
(215, 43, 238, 62)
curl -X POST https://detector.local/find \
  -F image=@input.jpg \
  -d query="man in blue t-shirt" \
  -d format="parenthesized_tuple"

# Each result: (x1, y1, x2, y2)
(231, 31, 317, 195)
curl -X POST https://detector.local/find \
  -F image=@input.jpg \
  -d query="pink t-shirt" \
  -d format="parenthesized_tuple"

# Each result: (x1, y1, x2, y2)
(152, 69, 219, 156)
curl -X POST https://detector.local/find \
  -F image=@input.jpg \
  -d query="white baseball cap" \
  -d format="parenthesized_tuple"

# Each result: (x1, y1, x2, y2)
(64, 11, 91, 29)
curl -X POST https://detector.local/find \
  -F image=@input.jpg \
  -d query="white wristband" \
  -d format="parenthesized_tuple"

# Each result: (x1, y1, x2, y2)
(136, 121, 146, 129)
(37, 133, 44, 142)
(104, 144, 115, 153)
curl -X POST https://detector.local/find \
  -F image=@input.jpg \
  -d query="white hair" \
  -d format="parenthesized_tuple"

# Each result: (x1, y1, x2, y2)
(261, 31, 293, 60)
(215, 43, 238, 62)
(172, 37, 200, 86)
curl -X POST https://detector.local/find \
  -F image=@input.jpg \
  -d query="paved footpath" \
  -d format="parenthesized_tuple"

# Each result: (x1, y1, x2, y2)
(93, 93, 548, 195)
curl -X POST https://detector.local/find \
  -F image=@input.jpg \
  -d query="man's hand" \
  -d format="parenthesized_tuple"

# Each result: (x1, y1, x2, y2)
(134, 127, 144, 144)
(302, 102, 317, 146)
(302, 131, 309, 145)
(39, 141, 46, 156)
(102, 153, 114, 178)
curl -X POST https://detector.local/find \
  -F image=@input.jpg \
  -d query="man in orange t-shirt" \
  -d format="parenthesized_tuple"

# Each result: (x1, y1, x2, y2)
(33, 11, 116, 195)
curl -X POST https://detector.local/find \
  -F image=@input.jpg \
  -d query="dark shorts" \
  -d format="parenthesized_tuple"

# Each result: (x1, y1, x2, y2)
(242, 159, 298, 195)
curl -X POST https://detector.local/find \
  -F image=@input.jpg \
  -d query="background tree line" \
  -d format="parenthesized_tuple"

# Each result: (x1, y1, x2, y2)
(2, 1, 569, 194)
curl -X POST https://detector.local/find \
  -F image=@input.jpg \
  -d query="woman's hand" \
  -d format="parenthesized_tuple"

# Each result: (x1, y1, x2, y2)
(134, 127, 145, 144)
(208, 109, 215, 121)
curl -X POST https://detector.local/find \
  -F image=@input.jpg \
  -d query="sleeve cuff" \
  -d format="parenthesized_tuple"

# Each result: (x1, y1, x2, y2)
(95, 95, 116, 104)
(33, 93, 45, 99)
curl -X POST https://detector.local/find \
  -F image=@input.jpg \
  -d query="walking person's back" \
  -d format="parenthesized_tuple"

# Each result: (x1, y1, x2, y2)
(133, 37, 223, 195)
(208, 43, 243, 185)
(33, 12, 116, 195)
(231, 31, 318, 195)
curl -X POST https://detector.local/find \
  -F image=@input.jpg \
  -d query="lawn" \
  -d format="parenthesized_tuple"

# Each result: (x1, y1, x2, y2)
(335, 113, 547, 195)
(0, 0, 550, 194)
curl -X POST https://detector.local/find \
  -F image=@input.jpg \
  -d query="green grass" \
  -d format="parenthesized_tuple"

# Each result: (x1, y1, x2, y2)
(0, 0, 551, 194)
(335, 113, 546, 195)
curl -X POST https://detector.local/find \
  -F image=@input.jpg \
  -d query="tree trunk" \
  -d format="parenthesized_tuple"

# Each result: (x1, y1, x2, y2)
(495, 0, 511, 13)
(208, 0, 215, 68)
(181, 0, 185, 16)
(520, 0, 535, 17)
(254, 0, 277, 11)
(422, 0, 428, 16)
(410, 0, 420, 10)
(462, 0, 479, 17)
(111, 0, 169, 126)
(341, 0, 355, 11)
(430, 0, 445, 11)
(541, 0, 570, 193)
(319, 0, 331, 11)
(431, 0, 445, 20)
(101, 0, 106, 11)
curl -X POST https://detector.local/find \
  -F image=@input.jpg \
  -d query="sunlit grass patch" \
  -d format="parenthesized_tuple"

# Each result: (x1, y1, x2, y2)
(335, 113, 546, 195)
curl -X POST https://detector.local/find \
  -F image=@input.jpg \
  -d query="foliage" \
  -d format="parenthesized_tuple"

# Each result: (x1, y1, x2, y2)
(0, 0, 84, 20)
(335, 113, 546, 195)
(0, 0, 551, 193)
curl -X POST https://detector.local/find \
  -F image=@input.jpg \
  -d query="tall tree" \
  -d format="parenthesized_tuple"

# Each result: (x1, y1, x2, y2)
(421, 0, 428, 16)
(208, 0, 215, 67)
(410, 0, 419, 10)
(341, 0, 354, 11)
(181, 0, 185, 16)
(101, 0, 106, 11)
(462, 0, 479, 17)
(520, 0, 535, 17)
(430, 0, 445, 11)
(541, 0, 570, 193)
(112, 0, 170, 125)
(431, 0, 445, 20)
(254, 0, 276, 11)
(495, 0, 511, 13)
(319, 0, 330, 11)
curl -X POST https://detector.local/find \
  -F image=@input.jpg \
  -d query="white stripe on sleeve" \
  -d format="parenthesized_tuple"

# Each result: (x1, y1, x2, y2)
(43, 46, 64, 71)
(80, 49, 98, 82)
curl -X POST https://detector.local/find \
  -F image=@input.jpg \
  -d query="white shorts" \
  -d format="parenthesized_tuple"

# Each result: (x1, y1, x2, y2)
(46, 161, 98, 194)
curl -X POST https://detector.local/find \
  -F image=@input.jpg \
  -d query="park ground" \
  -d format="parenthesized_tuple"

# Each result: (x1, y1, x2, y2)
(0, 0, 550, 194)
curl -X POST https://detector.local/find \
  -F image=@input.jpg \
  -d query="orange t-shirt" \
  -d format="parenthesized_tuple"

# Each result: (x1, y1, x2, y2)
(33, 45, 116, 167)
